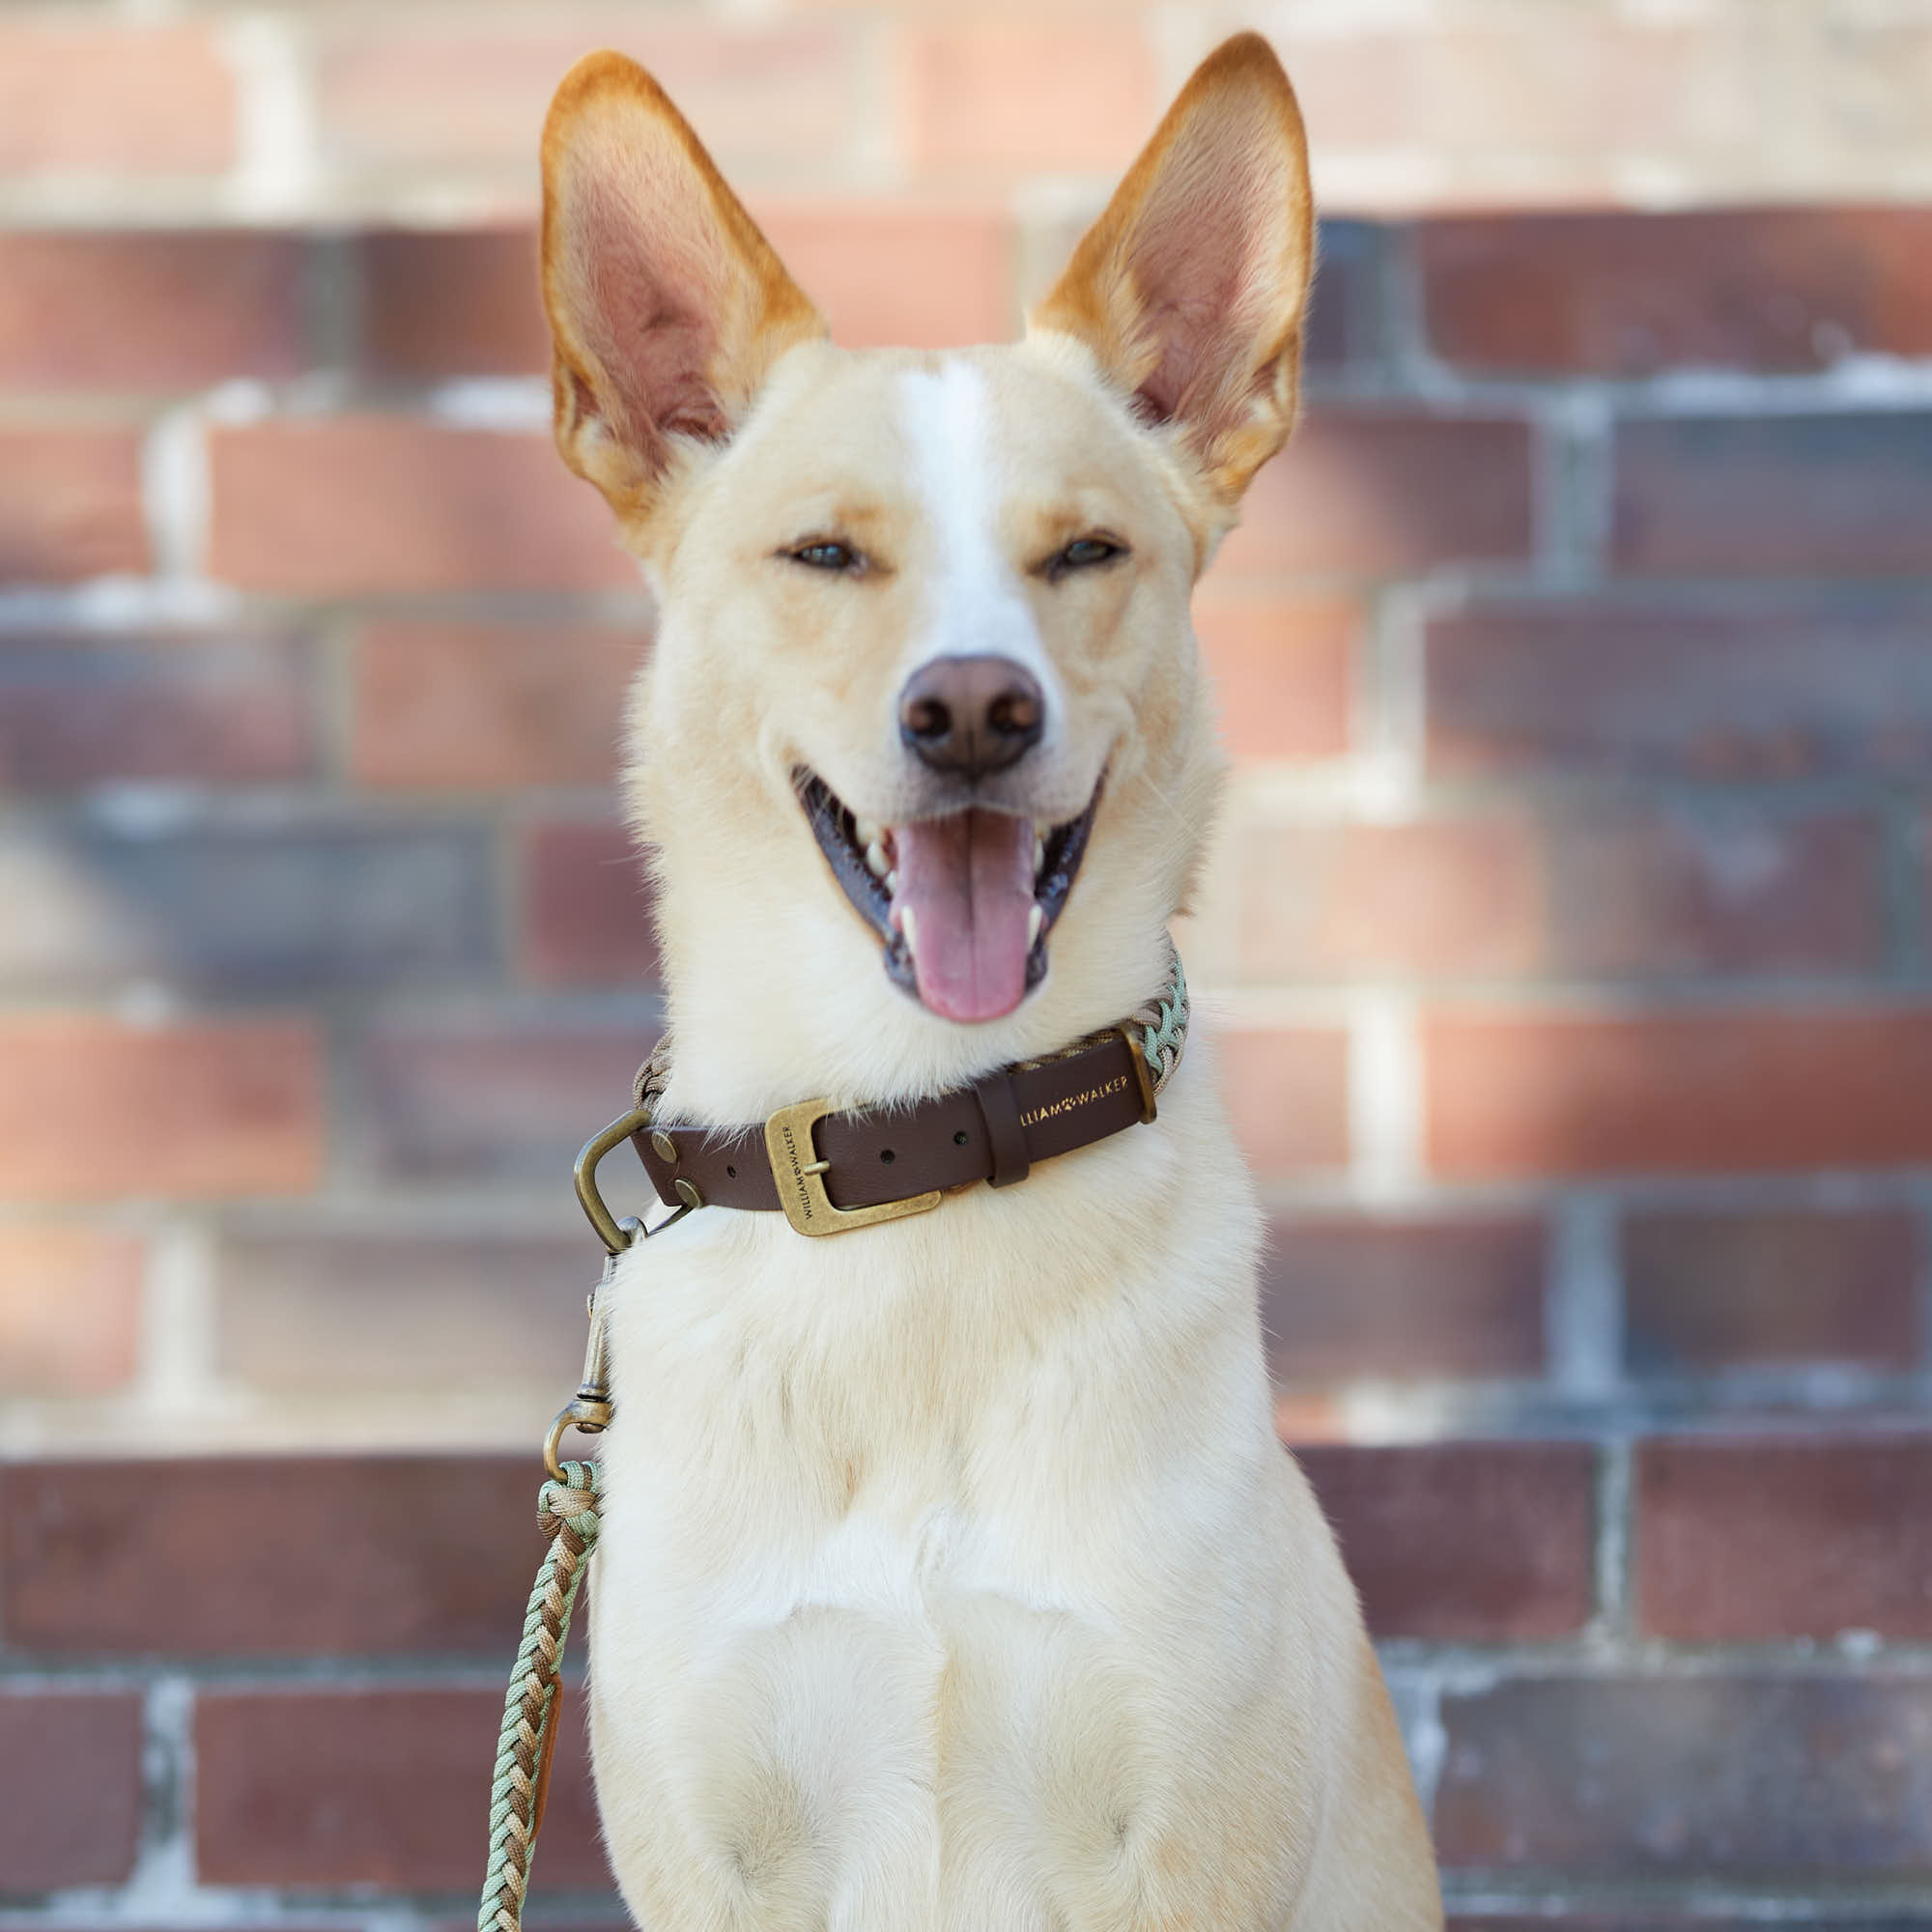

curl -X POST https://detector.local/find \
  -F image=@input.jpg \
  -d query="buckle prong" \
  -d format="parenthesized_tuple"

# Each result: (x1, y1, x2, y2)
(764, 1098, 942, 1236)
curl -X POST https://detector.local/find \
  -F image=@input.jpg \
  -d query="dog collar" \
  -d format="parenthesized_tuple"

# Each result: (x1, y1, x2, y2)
(611, 952, 1188, 1240)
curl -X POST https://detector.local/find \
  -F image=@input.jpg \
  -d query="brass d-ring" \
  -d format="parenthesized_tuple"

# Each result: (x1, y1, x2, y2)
(574, 1105, 655, 1255)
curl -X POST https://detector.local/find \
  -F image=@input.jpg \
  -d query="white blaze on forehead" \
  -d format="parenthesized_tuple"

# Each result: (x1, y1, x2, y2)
(896, 358, 1062, 737)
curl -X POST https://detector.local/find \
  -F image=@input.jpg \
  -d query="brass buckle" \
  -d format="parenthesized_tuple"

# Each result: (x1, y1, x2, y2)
(764, 1097, 942, 1237)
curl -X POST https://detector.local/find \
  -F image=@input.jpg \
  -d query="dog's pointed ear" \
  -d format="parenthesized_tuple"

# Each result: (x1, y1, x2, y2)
(540, 51, 826, 519)
(1027, 33, 1313, 505)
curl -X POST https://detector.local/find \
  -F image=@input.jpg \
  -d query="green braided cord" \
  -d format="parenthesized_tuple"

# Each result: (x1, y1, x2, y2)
(478, 1461, 602, 1932)
(1135, 948, 1189, 1091)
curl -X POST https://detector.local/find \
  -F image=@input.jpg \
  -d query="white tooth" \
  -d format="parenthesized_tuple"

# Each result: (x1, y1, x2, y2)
(885, 868, 898, 894)
(866, 839, 889, 879)
(899, 905, 919, 959)
(1034, 833, 1046, 876)
(1027, 903, 1043, 948)
(856, 818, 882, 848)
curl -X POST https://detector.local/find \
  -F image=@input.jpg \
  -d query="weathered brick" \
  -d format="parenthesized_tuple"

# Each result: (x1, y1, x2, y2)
(356, 226, 546, 378)
(0, 233, 303, 390)
(522, 819, 660, 989)
(215, 1230, 585, 1396)
(1427, 594, 1932, 781)
(1295, 1442, 1595, 1640)
(2, 1456, 538, 1657)
(1624, 1208, 1920, 1374)
(0, 1692, 143, 1892)
(0, 1017, 323, 1201)
(1637, 1436, 1932, 1640)
(1218, 1026, 1350, 1178)
(0, 822, 498, 997)
(351, 620, 642, 788)
(196, 1687, 607, 1889)
(1435, 1675, 1932, 1874)
(0, 1224, 144, 1398)
(1425, 1006, 1932, 1179)
(0, 428, 147, 583)
(1419, 208, 1932, 375)
(1302, 219, 1388, 372)
(1263, 1215, 1545, 1383)
(0, 637, 313, 788)
(207, 419, 635, 594)
(891, 23, 1155, 177)
(361, 1016, 658, 1184)
(0, 22, 234, 174)
(1614, 413, 1932, 579)
(1217, 412, 1534, 580)
(1191, 591, 1356, 763)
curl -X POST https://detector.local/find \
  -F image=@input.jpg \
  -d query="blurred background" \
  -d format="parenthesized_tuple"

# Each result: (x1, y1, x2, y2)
(1, 0, 1930, 1924)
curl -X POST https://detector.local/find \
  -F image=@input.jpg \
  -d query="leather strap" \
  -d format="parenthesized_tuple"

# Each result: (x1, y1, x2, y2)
(632, 1029, 1153, 1217)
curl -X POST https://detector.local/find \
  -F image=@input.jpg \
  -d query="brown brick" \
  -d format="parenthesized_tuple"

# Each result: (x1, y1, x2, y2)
(351, 620, 642, 788)
(0, 22, 234, 174)
(1427, 593, 1932, 781)
(196, 1687, 607, 1889)
(361, 1017, 658, 1184)
(1425, 1006, 1932, 1179)
(1614, 413, 1932, 579)
(215, 1231, 586, 1395)
(1419, 208, 1932, 375)
(523, 819, 660, 989)
(0, 428, 147, 583)
(1435, 1675, 1932, 1874)
(1218, 412, 1534, 580)
(1263, 1215, 1545, 1384)
(892, 23, 1155, 177)
(1624, 1208, 1921, 1374)
(0, 637, 313, 788)
(357, 226, 546, 378)
(207, 419, 635, 594)
(1295, 1442, 1595, 1640)
(0, 234, 303, 391)
(1302, 220, 1388, 374)
(0, 1224, 144, 1398)
(0, 1017, 323, 1201)
(0, 1692, 143, 1891)
(1219, 1026, 1350, 1178)
(1637, 1436, 1932, 1641)
(1191, 590, 1356, 763)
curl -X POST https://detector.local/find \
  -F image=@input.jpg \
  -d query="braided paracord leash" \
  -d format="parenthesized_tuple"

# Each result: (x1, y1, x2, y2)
(477, 1461, 601, 1932)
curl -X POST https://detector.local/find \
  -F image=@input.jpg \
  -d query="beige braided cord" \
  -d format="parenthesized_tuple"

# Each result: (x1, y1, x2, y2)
(478, 1462, 601, 1932)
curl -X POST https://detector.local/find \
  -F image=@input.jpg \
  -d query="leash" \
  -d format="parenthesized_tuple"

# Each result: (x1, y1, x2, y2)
(476, 951, 1189, 1928)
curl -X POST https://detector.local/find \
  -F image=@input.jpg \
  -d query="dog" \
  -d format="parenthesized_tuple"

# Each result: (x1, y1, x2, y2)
(536, 30, 1444, 1929)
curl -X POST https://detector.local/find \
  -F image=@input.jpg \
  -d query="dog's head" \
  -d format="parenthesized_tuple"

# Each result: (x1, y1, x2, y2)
(540, 36, 1311, 1109)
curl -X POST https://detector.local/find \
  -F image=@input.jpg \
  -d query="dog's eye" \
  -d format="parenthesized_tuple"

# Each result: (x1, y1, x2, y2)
(785, 539, 863, 573)
(1045, 534, 1126, 579)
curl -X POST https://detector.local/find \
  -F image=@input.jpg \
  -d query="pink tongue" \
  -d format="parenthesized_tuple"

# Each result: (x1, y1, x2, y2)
(892, 810, 1036, 1023)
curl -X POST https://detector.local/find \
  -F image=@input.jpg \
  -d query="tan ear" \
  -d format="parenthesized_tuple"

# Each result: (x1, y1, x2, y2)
(1027, 33, 1313, 504)
(540, 51, 825, 520)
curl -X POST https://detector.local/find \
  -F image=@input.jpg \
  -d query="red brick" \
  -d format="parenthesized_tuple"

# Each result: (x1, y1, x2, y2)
(1191, 591, 1356, 763)
(1624, 1208, 1920, 1374)
(0, 22, 234, 174)
(0, 233, 303, 391)
(1216, 412, 1533, 580)
(0, 1224, 143, 1397)
(2, 1456, 546, 1656)
(0, 1016, 323, 1201)
(1219, 1026, 1350, 1178)
(1637, 1436, 1932, 1640)
(357, 226, 546, 378)
(1420, 209, 1932, 376)
(1294, 1442, 1595, 1640)
(1435, 1675, 1932, 1874)
(1263, 1215, 1545, 1383)
(891, 24, 1156, 177)
(351, 620, 642, 787)
(523, 819, 660, 989)
(207, 419, 636, 594)
(1614, 413, 1932, 579)
(0, 637, 312, 788)
(196, 1687, 607, 1889)
(1427, 593, 1932, 781)
(0, 428, 147, 582)
(0, 1692, 143, 1890)
(1425, 1005, 1932, 1179)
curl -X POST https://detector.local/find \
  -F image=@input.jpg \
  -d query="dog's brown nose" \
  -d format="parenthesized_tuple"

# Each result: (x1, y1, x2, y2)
(898, 655, 1045, 780)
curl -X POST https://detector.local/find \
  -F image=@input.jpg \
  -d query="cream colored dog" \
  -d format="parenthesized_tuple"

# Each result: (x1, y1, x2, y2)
(538, 31, 1443, 1930)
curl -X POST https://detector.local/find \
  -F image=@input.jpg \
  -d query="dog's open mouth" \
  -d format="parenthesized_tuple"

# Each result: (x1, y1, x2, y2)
(797, 770, 1099, 1024)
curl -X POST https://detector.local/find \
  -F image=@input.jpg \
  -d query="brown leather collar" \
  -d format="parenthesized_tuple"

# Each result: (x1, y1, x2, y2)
(632, 1025, 1160, 1237)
